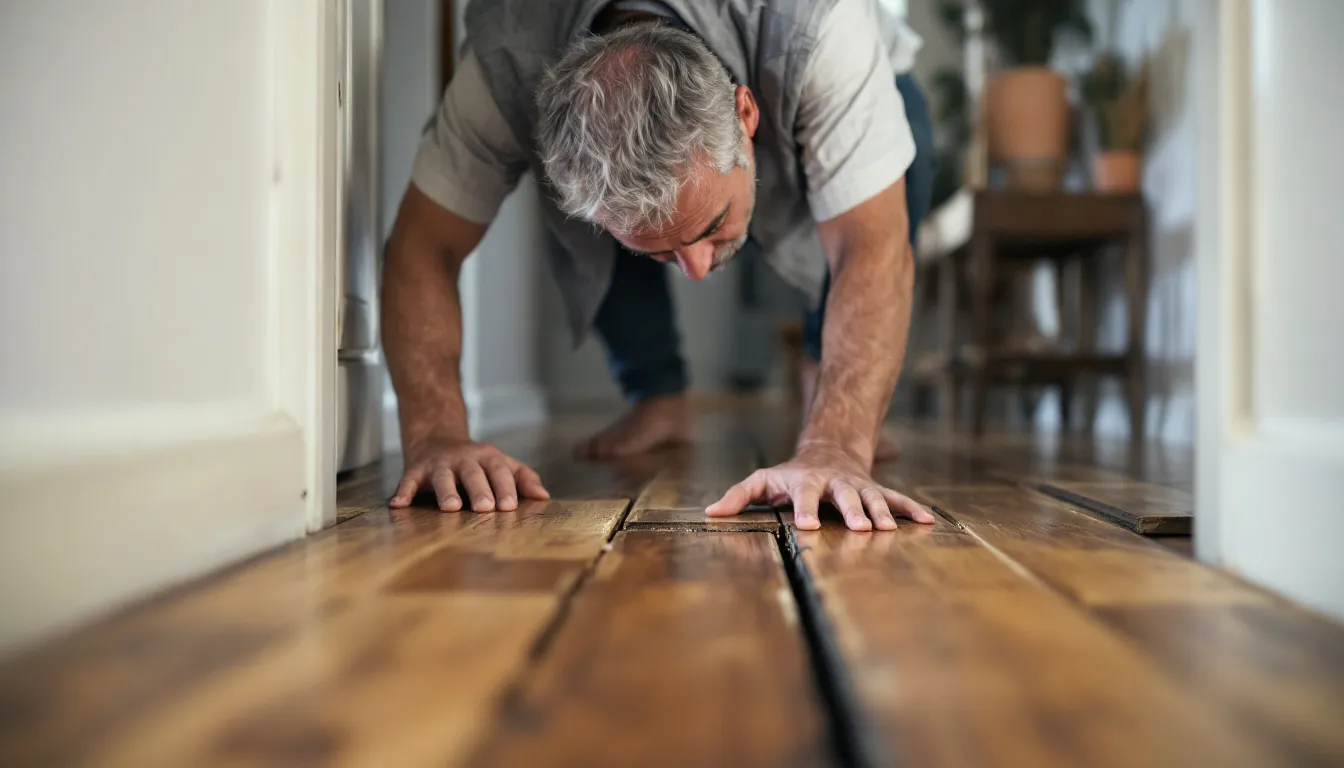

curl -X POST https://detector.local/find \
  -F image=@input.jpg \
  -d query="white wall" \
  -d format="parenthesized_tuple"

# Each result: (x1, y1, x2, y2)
(0, 1, 338, 651)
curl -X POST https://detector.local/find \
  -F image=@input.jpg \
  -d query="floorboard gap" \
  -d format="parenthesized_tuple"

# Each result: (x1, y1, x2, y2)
(776, 527, 880, 768)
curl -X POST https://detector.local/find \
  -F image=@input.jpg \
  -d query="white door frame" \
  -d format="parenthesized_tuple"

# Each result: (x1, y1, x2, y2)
(272, 0, 345, 533)
(1195, 0, 1344, 619)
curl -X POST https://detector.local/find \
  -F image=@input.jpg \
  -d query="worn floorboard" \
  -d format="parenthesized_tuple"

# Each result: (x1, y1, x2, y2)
(467, 530, 832, 767)
(2, 408, 1341, 767)
(0, 494, 630, 767)
(624, 435, 778, 532)
(1035, 481, 1194, 535)
(918, 484, 1344, 763)
(789, 520, 1281, 767)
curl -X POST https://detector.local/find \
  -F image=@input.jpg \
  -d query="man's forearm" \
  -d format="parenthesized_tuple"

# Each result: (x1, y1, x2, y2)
(381, 231, 470, 447)
(800, 190, 914, 466)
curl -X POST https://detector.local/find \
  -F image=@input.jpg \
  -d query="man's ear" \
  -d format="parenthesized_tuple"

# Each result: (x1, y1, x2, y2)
(735, 85, 760, 138)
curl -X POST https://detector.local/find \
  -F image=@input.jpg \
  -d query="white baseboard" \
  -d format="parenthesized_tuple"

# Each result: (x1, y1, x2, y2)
(466, 383, 549, 438)
(0, 404, 307, 654)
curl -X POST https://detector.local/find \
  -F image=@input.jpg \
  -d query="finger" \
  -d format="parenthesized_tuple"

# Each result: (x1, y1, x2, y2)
(515, 464, 551, 501)
(862, 488, 898, 531)
(459, 464, 495, 512)
(706, 470, 767, 517)
(430, 468, 462, 512)
(485, 459, 519, 511)
(831, 482, 872, 532)
(790, 484, 822, 531)
(389, 467, 427, 508)
(882, 488, 937, 524)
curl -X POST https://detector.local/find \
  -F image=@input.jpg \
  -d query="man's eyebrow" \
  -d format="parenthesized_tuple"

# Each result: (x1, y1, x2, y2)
(681, 205, 730, 247)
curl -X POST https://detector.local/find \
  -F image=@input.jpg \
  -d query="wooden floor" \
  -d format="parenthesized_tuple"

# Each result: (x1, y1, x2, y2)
(3, 407, 1343, 767)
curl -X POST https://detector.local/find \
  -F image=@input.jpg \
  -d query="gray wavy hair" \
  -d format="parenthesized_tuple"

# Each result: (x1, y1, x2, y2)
(535, 24, 748, 234)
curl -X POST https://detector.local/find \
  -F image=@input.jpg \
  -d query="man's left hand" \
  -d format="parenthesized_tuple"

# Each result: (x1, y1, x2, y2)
(706, 442, 936, 531)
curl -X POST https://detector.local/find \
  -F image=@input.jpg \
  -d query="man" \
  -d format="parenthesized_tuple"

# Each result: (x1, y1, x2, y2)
(383, 0, 937, 532)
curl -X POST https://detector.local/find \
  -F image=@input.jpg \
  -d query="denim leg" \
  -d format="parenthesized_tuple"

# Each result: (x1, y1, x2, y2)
(802, 72, 938, 362)
(592, 250, 689, 402)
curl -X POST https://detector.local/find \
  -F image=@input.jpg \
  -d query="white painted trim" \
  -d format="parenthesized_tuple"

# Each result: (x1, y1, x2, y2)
(1193, 0, 1226, 564)
(0, 407, 306, 653)
(1196, 0, 1344, 619)
(466, 384, 550, 439)
(270, 0, 344, 532)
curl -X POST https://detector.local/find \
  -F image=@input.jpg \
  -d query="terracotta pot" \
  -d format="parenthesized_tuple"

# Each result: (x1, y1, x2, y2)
(985, 67, 1069, 191)
(1092, 150, 1142, 193)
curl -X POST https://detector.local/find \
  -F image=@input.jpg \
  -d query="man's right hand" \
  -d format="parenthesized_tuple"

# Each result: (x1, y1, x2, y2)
(389, 436, 550, 512)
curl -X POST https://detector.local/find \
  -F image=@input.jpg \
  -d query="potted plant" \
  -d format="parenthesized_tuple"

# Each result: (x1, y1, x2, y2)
(978, 0, 1092, 190)
(1082, 52, 1150, 193)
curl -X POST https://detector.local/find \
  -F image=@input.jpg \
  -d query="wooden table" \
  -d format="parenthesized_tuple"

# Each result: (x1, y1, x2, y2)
(1, 408, 1341, 767)
(915, 191, 1149, 437)
(970, 191, 1148, 437)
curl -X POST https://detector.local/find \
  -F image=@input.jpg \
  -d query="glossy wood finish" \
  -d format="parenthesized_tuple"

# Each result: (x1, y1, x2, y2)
(0, 496, 630, 767)
(2, 409, 1341, 767)
(791, 521, 1275, 767)
(918, 484, 1344, 763)
(468, 531, 830, 767)
(1037, 481, 1193, 534)
(624, 439, 779, 531)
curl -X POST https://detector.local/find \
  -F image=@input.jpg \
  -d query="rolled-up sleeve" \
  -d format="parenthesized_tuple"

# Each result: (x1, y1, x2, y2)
(410, 51, 529, 225)
(795, 0, 916, 223)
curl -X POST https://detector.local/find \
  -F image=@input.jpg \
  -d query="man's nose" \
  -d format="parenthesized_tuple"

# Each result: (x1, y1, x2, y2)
(674, 242, 715, 281)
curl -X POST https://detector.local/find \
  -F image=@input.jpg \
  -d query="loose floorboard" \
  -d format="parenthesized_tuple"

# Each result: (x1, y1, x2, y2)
(1, 407, 1341, 767)
(1035, 481, 1194, 534)
(466, 530, 831, 767)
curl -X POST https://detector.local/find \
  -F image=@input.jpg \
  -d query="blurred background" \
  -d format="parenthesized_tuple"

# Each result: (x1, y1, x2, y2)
(371, 0, 1199, 460)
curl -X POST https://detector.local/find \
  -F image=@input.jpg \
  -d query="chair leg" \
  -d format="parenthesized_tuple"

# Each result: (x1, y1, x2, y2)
(1079, 257, 1100, 435)
(970, 234, 994, 437)
(1124, 209, 1150, 441)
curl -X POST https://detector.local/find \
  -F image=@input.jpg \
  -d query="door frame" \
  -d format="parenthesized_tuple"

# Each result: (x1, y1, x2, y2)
(1195, 0, 1344, 619)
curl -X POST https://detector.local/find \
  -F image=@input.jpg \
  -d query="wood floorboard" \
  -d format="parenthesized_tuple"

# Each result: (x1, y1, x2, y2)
(623, 434, 779, 532)
(1, 409, 1339, 767)
(0, 493, 632, 767)
(789, 521, 1282, 767)
(916, 484, 1344, 763)
(1036, 481, 1194, 535)
(465, 530, 833, 767)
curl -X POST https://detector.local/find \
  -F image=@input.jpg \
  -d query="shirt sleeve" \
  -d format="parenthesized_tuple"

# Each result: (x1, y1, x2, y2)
(795, 0, 917, 223)
(410, 50, 530, 225)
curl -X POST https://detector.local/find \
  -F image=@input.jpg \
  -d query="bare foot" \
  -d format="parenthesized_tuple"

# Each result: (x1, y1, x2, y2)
(798, 356, 902, 464)
(576, 394, 694, 459)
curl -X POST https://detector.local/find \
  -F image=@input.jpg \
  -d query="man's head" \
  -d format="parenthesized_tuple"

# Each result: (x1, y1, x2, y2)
(536, 24, 759, 280)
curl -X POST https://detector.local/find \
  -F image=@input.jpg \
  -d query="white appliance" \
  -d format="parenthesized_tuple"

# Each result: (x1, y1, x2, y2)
(338, 0, 385, 473)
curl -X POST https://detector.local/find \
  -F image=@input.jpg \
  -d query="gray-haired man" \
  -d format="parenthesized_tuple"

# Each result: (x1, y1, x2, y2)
(383, 0, 937, 532)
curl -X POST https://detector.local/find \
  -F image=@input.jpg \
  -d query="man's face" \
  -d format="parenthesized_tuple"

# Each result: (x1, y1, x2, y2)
(605, 86, 760, 281)
(610, 154, 755, 280)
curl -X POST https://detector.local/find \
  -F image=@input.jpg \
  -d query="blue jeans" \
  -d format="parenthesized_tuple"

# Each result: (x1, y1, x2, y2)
(593, 73, 936, 400)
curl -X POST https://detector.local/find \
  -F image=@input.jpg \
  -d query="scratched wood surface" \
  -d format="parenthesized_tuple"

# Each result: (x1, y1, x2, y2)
(467, 530, 831, 767)
(623, 436, 779, 531)
(2, 408, 1342, 767)
(790, 520, 1283, 767)
(1036, 480, 1194, 534)
(918, 484, 1344, 763)
(0, 492, 630, 767)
